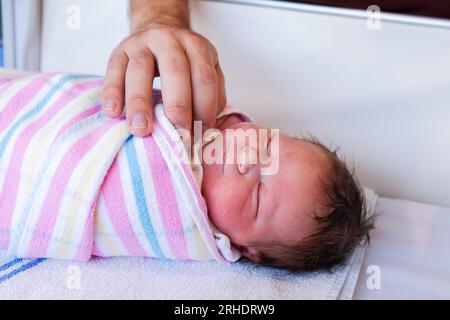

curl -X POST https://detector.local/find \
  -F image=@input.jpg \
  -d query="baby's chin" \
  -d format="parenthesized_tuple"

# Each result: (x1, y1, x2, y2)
(200, 163, 221, 229)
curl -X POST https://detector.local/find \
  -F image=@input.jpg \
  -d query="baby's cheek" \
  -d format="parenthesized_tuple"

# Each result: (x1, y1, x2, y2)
(214, 187, 241, 218)
(207, 184, 247, 234)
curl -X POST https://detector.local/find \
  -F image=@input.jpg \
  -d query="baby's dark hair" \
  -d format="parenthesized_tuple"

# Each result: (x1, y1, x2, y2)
(255, 136, 375, 272)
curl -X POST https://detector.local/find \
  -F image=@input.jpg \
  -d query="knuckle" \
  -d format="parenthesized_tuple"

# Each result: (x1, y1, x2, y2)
(165, 104, 192, 123)
(102, 83, 123, 98)
(166, 104, 190, 114)
(197, 110, 215, 123)
(148, 27, 176, 41)
(116, 37, 129, 49)
(124, 32, 145, 45)
(193, 62, 217, 86)
(191, 34, 217, 58)
(163, 56, 185, 72)
(110, 46, 123, 57)
(107, 52, 126, 70)
(190, 34, 209, 50)
(128, 52, 151, 68)
(126, 95, 149, 108)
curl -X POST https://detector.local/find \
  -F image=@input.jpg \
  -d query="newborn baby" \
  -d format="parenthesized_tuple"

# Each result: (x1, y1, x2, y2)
(198, 113, 374, 271)
(0, 72, 374, 272)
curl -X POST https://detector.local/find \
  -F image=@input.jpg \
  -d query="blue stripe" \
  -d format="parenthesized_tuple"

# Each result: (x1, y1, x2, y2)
(0, 258, 23, 272)
(124, 138, 164, 258)
(0, 74, 95, 159)
(0, 258, 47, 284)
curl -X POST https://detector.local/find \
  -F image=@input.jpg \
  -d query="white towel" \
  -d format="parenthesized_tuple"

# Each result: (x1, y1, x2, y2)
(0, 187, 378, 299)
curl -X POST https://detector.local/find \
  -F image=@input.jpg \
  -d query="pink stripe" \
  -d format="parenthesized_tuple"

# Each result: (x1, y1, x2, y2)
(0, 73, 54, 135)
(144, 137, 188, 260)
(92, 241, 104, 257)
(154, 117, 227, 263)
(98, 157, 148, 257)
(25, 120, 117, 257)
(0, 80, 102, 249)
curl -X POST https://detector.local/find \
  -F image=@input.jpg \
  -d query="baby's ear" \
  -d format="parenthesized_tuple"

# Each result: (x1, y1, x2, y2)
(237, 245, 262, 262)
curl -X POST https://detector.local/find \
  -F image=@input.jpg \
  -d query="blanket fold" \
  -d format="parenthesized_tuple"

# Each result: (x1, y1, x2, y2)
(0, 73, 229, 263)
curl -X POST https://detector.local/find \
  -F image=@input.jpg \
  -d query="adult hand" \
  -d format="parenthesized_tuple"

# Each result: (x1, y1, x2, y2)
(102, 23, 227, 136)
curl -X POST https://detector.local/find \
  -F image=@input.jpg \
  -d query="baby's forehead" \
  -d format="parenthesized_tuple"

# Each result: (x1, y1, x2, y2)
(278, 135, 330, 168)
(266, 136, 330, 235)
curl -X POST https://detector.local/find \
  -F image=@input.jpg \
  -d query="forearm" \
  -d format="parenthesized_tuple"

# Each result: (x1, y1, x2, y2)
(130, 0, 190, 32)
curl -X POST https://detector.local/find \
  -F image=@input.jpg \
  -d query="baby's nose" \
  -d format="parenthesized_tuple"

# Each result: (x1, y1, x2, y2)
(237, 146, 258, 174)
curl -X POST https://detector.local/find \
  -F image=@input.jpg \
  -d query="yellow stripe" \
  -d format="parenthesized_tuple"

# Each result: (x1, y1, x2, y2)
(192, 224, 212, 260)
(57, 122, 128, 258)
(92, 207, 119, 255)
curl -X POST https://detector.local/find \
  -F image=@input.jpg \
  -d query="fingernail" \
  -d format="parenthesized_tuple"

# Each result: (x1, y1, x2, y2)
(131, 113, 147, 129)
(103, 98, 116, 111)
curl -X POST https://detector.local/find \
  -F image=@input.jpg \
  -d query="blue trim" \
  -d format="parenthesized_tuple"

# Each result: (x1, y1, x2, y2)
(0, 258, 47, 284)
(124, 138, 164, 258)
(0, 258, 23, 271)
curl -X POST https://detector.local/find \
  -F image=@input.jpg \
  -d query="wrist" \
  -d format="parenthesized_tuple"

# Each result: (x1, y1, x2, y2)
(132, 17, 189, 33)
(131, 0, 190, 33)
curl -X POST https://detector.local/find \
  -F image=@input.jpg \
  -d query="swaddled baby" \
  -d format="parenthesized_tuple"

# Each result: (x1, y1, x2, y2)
(0, 73, 374, 272)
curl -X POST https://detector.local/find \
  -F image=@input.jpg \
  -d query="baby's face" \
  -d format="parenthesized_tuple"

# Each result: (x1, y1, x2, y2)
(201, 122, 330, 260)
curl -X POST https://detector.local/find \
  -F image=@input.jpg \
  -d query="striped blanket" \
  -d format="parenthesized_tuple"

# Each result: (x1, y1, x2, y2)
(0, 72, 238, 263)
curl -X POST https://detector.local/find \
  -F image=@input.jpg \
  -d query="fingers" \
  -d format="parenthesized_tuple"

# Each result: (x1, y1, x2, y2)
(151, 35, 193, 132)
(182, 35, 219, 130)
(216, 62, 227, 114)
(102, 48, 129, 118)
(103, 28, 226, 138)
(124, 48, 155, 136)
